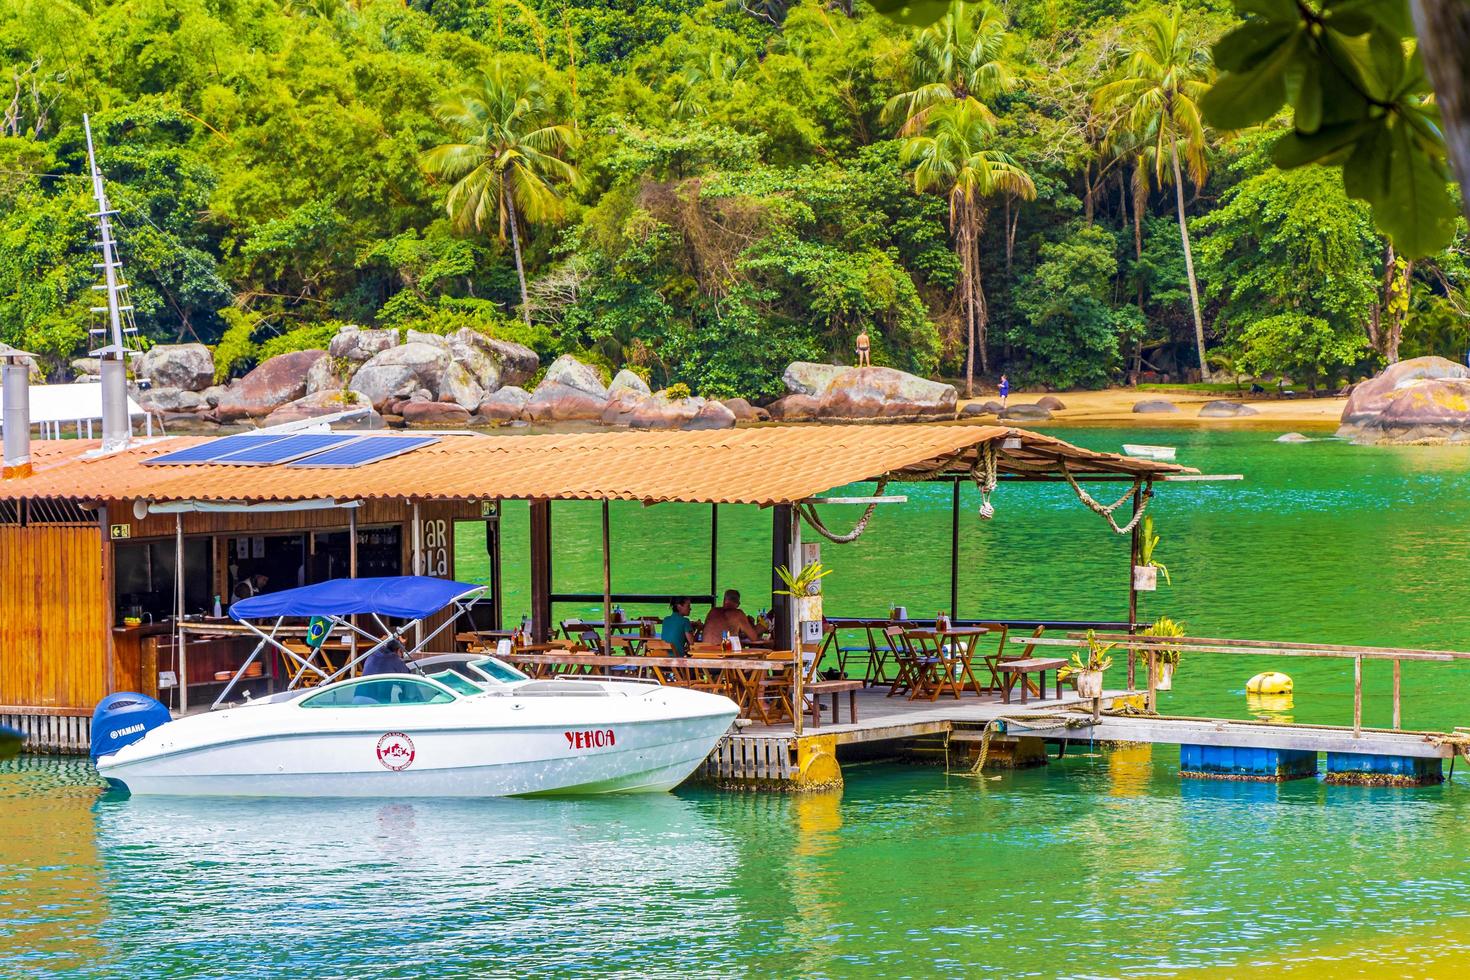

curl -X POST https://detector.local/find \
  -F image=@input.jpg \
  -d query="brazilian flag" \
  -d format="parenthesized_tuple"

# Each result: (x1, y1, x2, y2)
(306, 616, 331, 650)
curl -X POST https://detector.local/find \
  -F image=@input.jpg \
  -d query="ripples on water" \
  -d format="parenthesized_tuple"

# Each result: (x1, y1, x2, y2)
(6, 429, 1470, 977)
(7, 753, 1470, 979)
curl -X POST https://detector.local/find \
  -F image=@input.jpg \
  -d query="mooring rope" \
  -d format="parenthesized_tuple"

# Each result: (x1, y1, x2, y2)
(948, 712, 1098, 776)
(970, 442, 999, 519)
(799, 476, 890, 543)
(1060, 464, 1152, 535)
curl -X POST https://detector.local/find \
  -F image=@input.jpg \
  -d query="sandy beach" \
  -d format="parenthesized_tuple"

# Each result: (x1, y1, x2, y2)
(964, 387, 1348, 430)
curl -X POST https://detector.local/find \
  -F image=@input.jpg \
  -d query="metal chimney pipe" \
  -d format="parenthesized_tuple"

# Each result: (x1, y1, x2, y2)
(2, 355, 32, 479)
(99, 356, 131, 452)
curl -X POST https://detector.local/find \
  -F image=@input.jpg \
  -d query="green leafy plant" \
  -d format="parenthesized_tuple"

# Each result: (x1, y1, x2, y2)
(1202, 0, 1456, 258)
(774, 561, 831, 597)
(664, 381, 692, 400)
(1138, 515, 1170, 584)
(1061, 630, 1116, 678)
(1142, 615, 1188, 668)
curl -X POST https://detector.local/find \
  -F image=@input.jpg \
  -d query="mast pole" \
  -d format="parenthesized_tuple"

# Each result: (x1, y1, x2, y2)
(84, 113, 135, 452)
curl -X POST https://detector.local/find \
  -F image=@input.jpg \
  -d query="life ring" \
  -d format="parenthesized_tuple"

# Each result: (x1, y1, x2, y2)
(1246, 671, 1293, 695)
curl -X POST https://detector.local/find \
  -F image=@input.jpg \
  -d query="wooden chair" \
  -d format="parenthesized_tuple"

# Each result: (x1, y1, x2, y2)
(558, 619, 588, 642)
(884, 626, 937, 698)
(749, 651, 795, 725)
(905, 629, 967, 701)
(967, 622, 1012, 692)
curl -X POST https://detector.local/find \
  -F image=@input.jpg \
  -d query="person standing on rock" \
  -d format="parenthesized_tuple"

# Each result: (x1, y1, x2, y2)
(999, 374, 1010, 409)
(855, 329, 870, 367)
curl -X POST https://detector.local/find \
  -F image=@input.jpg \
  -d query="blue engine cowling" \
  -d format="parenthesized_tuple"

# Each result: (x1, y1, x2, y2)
(91, 692, 171, 763)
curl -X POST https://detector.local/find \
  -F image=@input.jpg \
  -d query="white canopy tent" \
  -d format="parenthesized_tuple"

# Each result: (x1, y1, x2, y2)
(0, 381, 152, 440)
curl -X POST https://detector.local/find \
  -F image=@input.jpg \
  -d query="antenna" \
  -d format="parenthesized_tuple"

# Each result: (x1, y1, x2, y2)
(83, 113, 138, 452)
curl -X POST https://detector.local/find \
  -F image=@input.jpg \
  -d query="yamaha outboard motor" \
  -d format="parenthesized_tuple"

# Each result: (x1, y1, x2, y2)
(91, 692, 171, 763)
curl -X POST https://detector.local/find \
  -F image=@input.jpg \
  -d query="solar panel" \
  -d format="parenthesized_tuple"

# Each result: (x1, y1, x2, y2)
(144, 434, 292, 465)
(211, 433, 358, 465)
(286, 436, 439, 469)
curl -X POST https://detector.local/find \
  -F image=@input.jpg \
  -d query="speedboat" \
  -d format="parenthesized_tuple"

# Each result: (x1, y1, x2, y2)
(90, 577, 738, 797)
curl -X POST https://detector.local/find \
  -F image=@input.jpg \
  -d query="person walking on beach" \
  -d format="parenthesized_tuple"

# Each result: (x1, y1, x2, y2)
(998, 374, 1010, 409)
(856, 329, 871, 367)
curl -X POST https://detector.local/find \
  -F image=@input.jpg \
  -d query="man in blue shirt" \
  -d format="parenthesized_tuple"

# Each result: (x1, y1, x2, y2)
(660, 597, 696, 655)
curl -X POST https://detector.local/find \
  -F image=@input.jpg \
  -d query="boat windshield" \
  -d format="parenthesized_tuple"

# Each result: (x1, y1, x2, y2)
(469, 657, 529, 684)
(428, 670, 484, 696)
(302, 678, 455, 708)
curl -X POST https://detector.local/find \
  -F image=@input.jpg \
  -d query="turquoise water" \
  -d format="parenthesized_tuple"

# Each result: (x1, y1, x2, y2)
(6, 425, 1470, 977)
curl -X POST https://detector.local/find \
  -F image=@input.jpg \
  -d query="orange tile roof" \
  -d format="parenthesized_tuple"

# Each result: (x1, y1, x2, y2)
(1, 424, 1188, 506)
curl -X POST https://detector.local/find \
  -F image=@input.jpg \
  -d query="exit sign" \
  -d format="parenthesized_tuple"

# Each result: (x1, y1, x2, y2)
(109, 524, 131, 539)
(480, 500, 499, 518)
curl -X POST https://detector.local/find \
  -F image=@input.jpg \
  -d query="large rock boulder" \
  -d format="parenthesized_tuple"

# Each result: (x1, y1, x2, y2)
(438, 361, 486, 411)
(305, 356, 349, 396)
(135, 343, 214, 392)
(768, 393, 820, 421)
(607, 369, 651, 399)
(474, 386, 530, 424)
(1133, 399, 1180, 414)
(482, 338, 539, 387)
(1276, 432, 1311, 443)
(445, 329, 504, 393)
(199, 385, 228, 408)
(261, 389, 378, 427)
(783, 361, 850, 396)
(541, 354, 608, 399)
(71, 358, 101, 378)
(687, 399, 737, 430)
(405, 329, 450, 350)
(1338, 356, 1470, 442)
(524, 381, 607, 423)
(212, 349, 325, 421)
(1198, 400, 1259, 418)
(816, 367, 957, 420)
(328, 326, 398, 363)
(139, 387, 204, 414)
(999, 403, 1052, 421)
(723, 397, 769, 423)
(1035, 395, 1067, 412)
(1340, 356, 1470, 425)
(602, 391, 703, 429)
(348, 342, 452, 410)
(401, 399, 471, 426)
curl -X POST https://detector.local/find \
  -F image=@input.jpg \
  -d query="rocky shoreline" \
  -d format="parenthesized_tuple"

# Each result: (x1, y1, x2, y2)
(1336, 356, 1470, 445)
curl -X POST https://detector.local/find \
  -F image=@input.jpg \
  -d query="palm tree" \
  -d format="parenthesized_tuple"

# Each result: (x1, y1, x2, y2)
(1093, 6, 1214, 378)
(882, 0, 1016, 135)
(420, 64, 579, 325)
(902, 99, 1035, 394)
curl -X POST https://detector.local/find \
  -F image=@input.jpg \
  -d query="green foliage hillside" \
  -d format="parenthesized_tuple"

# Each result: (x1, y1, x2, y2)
(1, 0, 1466, 394)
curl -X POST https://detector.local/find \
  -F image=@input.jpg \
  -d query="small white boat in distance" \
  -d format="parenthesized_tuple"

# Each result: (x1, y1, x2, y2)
(91, 577, 738, 797)
(1122, 443, 1177, 461)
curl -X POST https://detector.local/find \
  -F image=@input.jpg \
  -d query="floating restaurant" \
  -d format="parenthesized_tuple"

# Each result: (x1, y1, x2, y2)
(3, 363, 1468, 789)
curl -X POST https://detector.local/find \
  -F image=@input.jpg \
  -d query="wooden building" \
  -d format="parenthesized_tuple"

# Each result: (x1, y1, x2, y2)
(0, 424, 1185, 751)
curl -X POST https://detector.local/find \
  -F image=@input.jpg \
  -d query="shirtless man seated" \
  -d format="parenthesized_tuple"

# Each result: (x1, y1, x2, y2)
(701, 589, 768, 646)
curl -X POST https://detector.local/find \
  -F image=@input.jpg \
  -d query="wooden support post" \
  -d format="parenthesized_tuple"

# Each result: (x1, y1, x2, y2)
(950, 477, 961, 622)
(710, 503, 719, 600)
(1127, 486, 1142, 692)
(1354, 654, 1363, 737)
(175, 513, 186, 715)
(1393, 659, 1402, 729)
(771, 504, 792, 647)
(529, 499, 552, 642)
(411, 500, 424, 647)
(791, 505, 804, 738)
(348, 507, 358, 669)
(601, 498, 612, 656)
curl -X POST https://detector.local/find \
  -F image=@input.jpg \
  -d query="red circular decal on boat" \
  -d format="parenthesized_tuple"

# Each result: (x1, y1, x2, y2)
(376, 732, 415, 771)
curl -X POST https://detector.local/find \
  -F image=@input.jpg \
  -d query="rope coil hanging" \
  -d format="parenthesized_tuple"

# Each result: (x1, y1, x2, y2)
(799, 477, 889, 544)
(970, 442, 999, 519)
(1061, 464, 1152, 535)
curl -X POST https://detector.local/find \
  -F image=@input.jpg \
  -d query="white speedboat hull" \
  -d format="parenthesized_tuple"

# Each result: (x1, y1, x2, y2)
(97, 680, 736, 798)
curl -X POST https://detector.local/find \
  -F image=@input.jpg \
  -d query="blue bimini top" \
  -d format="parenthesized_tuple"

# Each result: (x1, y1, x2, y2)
(229, 576, 483, 622)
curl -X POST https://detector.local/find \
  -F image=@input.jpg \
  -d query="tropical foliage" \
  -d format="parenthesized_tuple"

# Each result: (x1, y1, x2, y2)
(1, 0, 1466, 395)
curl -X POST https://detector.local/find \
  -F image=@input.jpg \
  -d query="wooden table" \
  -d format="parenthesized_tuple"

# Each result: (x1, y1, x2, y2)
(903, 627, 989, 700)
(996, 658, 1068, 704)
(506, 652, 785, 721)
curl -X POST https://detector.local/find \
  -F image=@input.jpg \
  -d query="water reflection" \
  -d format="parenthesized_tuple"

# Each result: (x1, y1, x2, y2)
(1247, 692, 1296, 723)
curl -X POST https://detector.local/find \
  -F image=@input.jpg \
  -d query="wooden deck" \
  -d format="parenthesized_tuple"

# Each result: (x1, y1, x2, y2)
(733, 687, 1460, 759)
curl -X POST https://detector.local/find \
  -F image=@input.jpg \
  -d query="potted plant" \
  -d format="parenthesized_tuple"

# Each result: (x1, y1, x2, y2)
(1133, 516, 1170, 592)
(1062, 630, 1115, 699)
(775, 561, 831, 624)
(1142, 615, 1186, 690)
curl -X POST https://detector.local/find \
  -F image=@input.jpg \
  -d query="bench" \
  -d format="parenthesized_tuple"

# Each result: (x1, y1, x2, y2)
(805, 679, 865, 727)
(995, 658, 1068, 704)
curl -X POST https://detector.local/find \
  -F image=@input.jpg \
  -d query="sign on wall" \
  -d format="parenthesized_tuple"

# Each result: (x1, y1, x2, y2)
(420, 517, 449, 577)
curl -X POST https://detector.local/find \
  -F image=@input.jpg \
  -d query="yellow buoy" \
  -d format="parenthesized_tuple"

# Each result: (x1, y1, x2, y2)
(1246, 671, 1293, 695)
